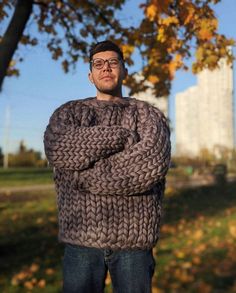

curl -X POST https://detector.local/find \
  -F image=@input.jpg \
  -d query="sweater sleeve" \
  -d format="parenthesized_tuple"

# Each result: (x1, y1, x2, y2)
(44, 101, 131, 171)
(79, 103, 171, 196)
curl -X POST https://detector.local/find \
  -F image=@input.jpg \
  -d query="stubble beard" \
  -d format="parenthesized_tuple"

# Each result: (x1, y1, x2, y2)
(95, 82, 122, 96)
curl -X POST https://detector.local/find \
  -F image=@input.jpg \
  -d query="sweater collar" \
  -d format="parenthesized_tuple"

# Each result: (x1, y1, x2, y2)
(85, 97, 131, 108)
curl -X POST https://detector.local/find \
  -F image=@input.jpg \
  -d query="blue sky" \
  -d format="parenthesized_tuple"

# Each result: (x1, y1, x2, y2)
(0, 0, 235, 156)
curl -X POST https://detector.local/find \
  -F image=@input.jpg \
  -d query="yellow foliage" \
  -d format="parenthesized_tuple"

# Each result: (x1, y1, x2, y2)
(157, 27, 166, 42)
(148, 75, 160, 84)
(198, 28, 213, 41)
(168, 54, 183, 79)
(162, 16, 179, 26)
(167, 38, 179, 53)
(121, 44, 135, 59)
(146, 4, 158, 21)
(146, 0, 172, 21)
(197, 18, 218, 41)
(195, 46, 204, 61)
(182, 4, 195, 25)
(1, 0, 233, 98)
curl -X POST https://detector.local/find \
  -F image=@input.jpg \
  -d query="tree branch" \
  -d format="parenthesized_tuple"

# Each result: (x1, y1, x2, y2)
(0, 0, 33, 91)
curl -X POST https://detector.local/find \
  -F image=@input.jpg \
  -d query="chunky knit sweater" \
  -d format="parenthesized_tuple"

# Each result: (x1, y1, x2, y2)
(44, 97, 171, 250)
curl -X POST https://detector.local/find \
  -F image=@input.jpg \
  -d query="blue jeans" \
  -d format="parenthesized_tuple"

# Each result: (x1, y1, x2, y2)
(63, 244, 155, 293)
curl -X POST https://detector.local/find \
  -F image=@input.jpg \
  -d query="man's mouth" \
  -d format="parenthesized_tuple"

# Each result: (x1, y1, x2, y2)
(100, 75, 113, 80)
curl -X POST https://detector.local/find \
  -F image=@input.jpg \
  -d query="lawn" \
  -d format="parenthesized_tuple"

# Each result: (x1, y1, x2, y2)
(0, 168, 53, 187)
(0, 178, 235, 292)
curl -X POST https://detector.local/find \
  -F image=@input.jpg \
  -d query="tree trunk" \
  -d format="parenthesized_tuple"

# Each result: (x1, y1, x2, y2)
(0, 0, 33, 91)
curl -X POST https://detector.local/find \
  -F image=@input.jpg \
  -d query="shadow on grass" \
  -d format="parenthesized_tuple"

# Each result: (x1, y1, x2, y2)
(0, 189, 63, 292)
(163, 181, 236, 225)
(154, 181, 236, 292)
(0, 182, 236, 292)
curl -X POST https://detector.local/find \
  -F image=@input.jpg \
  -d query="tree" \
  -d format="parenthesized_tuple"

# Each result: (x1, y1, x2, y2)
(8, 140, 47, 167)
(0, 0, 234, 97)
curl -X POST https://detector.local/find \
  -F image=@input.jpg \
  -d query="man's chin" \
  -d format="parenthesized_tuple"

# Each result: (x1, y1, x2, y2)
(97, 87, 119, 96)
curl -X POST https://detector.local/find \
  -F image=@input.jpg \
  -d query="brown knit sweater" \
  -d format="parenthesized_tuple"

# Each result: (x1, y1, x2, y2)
(44, 97, 171, 250)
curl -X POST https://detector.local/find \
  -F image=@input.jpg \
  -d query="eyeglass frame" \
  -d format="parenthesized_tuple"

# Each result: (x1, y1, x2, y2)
(90, 57, 124, 70)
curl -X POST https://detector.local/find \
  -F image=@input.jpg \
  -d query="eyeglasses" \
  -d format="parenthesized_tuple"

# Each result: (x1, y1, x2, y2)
(90, 57, 122, 70)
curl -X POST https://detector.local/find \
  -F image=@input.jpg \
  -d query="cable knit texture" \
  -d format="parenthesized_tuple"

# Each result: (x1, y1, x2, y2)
(44, 97, 171, 250)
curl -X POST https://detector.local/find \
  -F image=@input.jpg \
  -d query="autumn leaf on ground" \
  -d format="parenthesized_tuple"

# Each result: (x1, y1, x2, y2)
(228, 222, 236, 238)
(45, 268, 55, 275)
(192, 229, 204, 240)
(152, 287, 165, 293)
(38, 279, 46, 288)
(194, 281, 212, 293)
(29, 263, 39, 273)
(105, 272, 111, 285)
(24, 280, 34, 290)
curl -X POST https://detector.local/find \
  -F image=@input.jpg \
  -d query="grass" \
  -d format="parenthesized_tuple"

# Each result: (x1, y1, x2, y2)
(0, 171, 236, 292)
(153, 182, 236, 293)
(0, 168, 53, 187)
(0, 189, 62, 293)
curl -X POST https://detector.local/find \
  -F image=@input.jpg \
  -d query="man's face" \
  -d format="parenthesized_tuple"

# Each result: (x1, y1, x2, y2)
(88, 50, 127, 96)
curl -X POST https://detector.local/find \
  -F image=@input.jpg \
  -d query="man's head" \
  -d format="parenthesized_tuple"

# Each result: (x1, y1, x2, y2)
(88, 40, 127, 99)
(89, 40, 124, 68)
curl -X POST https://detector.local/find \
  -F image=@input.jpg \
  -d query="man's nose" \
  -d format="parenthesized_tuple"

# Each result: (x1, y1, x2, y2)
(103, 60, 112, 71)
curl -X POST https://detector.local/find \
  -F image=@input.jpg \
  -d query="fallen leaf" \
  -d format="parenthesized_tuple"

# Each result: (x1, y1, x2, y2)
(38, 279, 46, 288)
(24, 280, 34, 290)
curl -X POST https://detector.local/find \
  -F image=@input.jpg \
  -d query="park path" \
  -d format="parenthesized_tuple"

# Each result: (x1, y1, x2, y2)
(0, 184, 54, 194)
(0, 177, 215, 195)
(0, 174, 235, 195)
(0, 184, 55, 202)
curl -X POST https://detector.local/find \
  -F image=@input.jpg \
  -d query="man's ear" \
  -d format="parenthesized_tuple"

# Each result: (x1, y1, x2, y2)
(88, 72, 94, 84)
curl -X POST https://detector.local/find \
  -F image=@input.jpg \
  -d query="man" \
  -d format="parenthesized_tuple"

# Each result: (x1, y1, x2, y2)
(44, 40, 171, 293)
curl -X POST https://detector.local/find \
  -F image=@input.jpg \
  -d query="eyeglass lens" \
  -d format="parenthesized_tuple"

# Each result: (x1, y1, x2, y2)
(92, 58, 120, 69)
